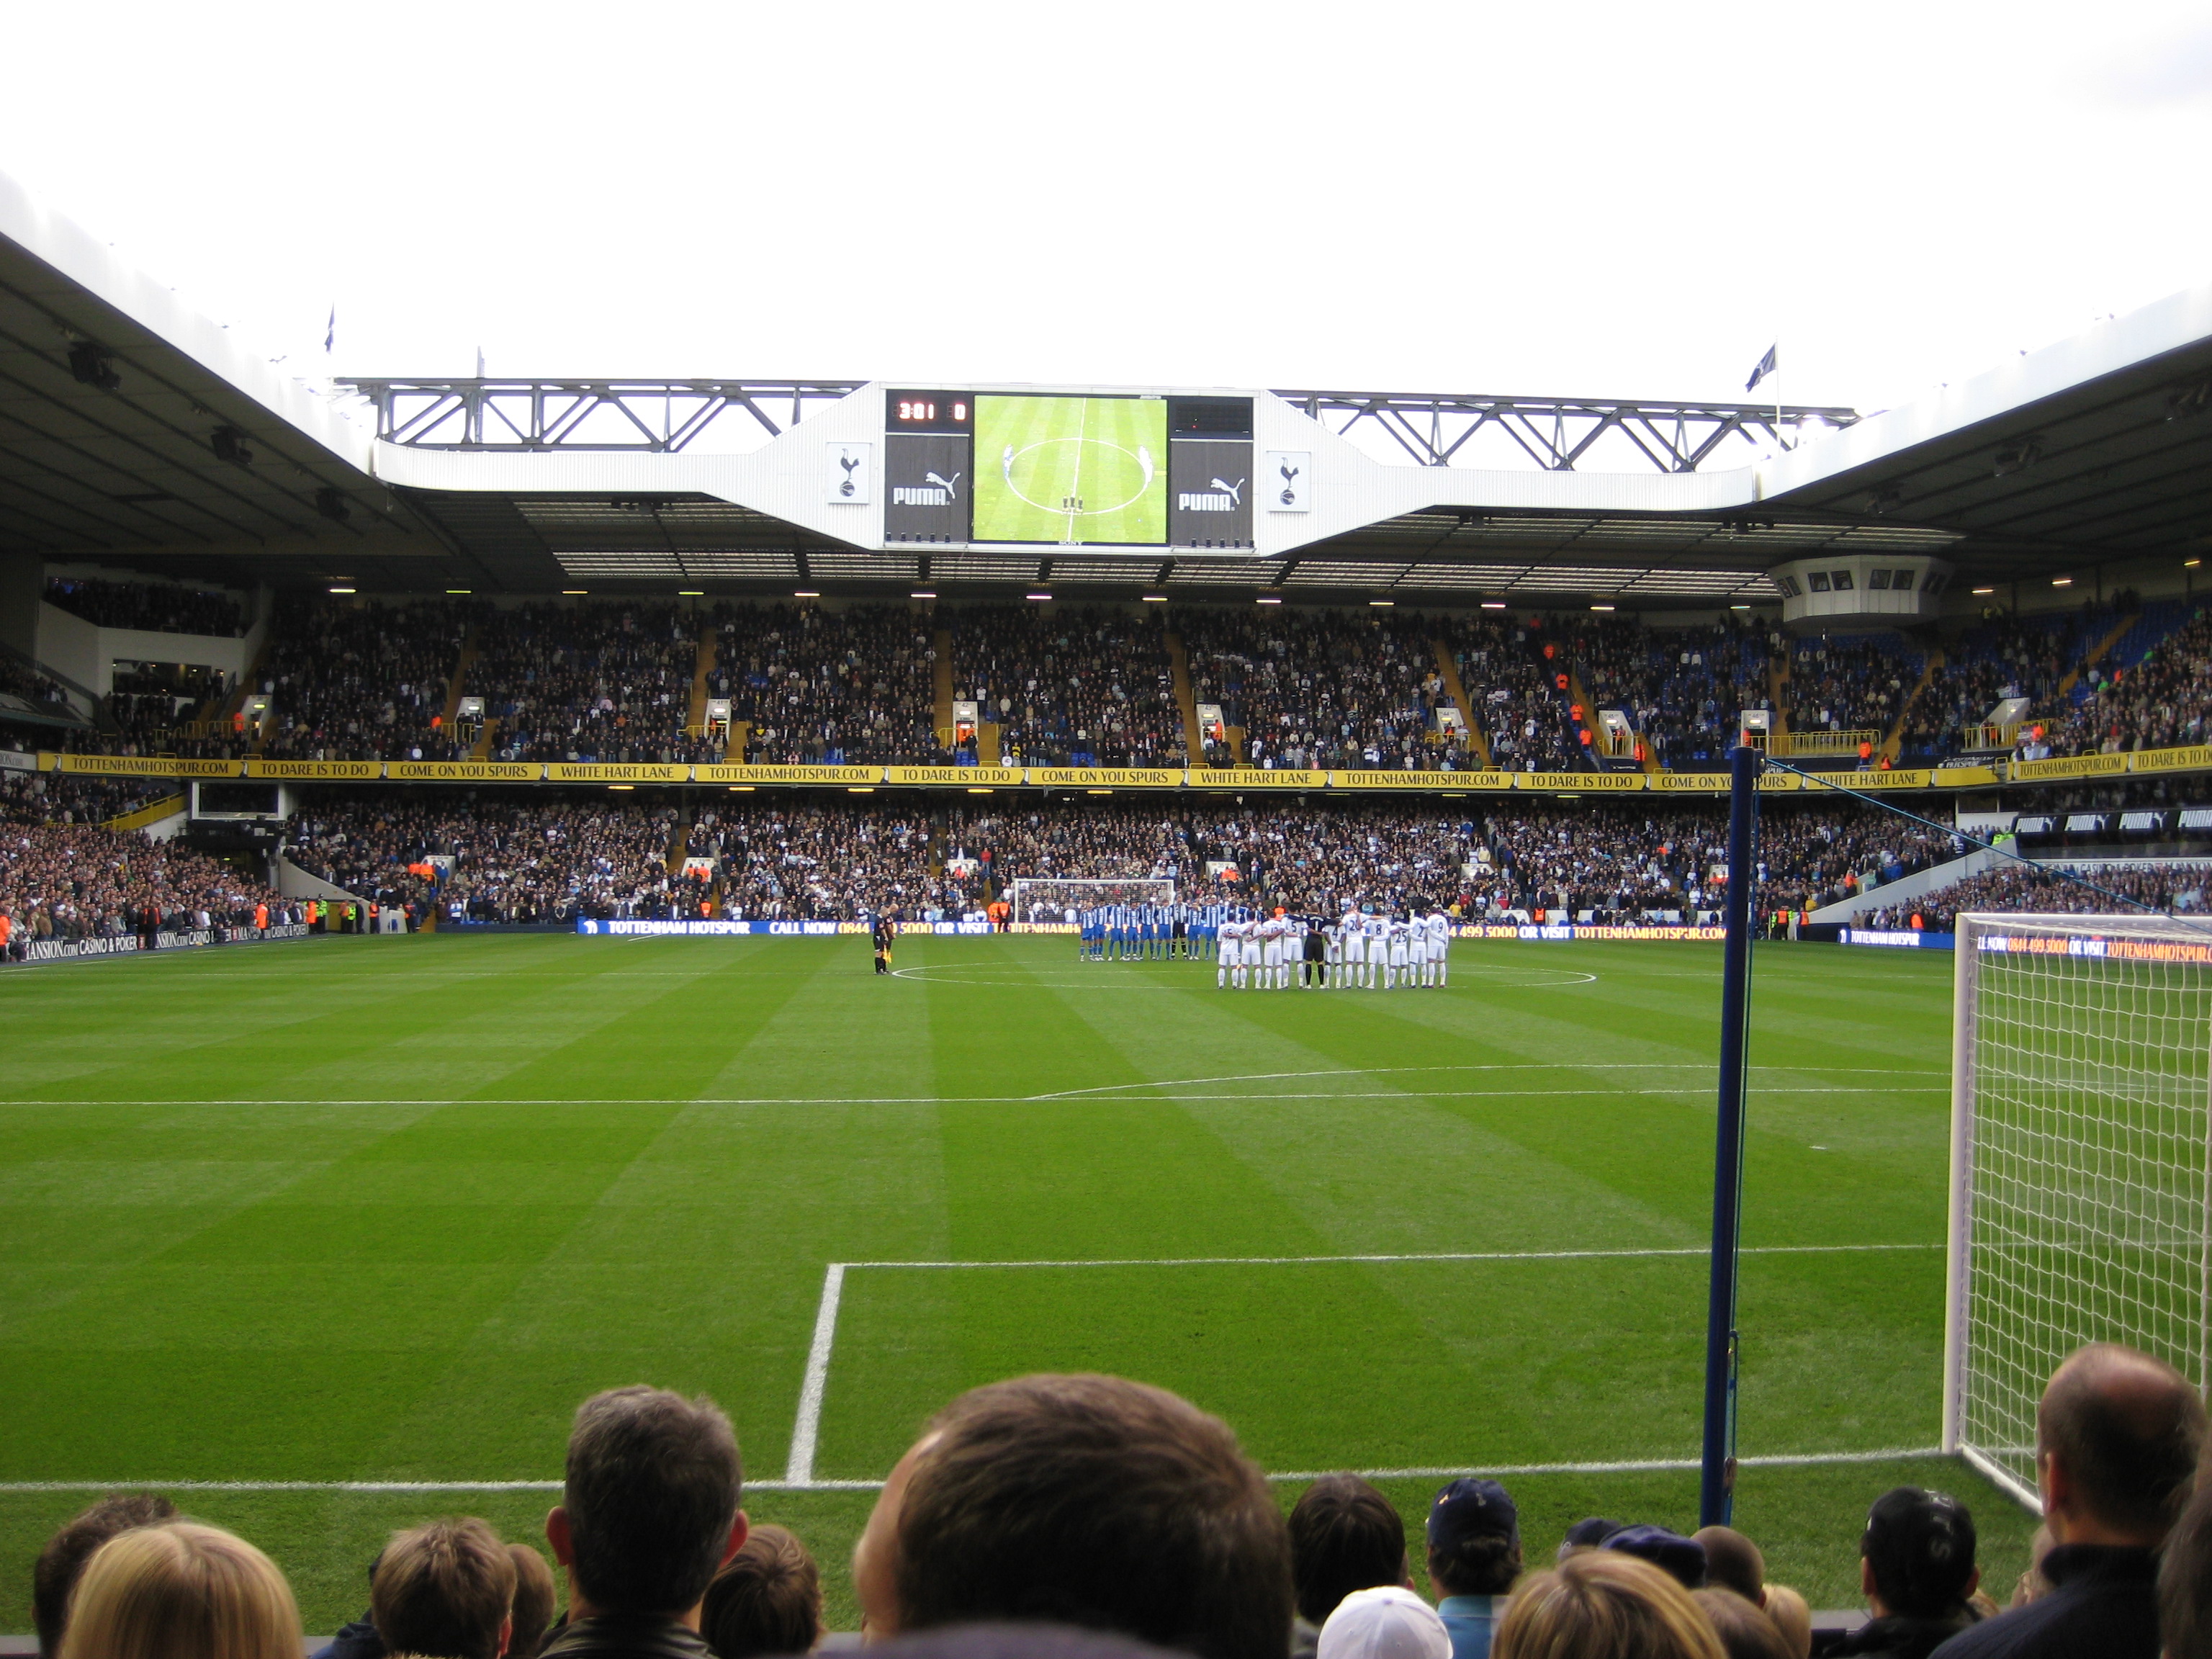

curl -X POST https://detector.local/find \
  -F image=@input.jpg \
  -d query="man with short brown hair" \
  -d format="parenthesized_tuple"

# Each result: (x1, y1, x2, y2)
(541, 1385, 747, 1659)
(1932, 1342, 2205, 1659)
(852, 1372, 1291, 1659)
(372, 1517, 518, 1659)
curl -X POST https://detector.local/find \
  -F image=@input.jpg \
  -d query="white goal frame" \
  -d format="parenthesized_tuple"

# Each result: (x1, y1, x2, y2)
(1010, 876, 1176, 925)
(1944, 911, 2212, 1511)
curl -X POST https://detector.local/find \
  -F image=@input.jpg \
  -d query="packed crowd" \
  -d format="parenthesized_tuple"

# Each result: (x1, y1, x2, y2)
(1861, 861, 2211, 934)
(2047, 607, 2212, 757)
(29, 1340, 2212, 1659)
(286, 796, 692, 922)
(1441, 616, 1589, 771)
(711, 604, 937, 766)
(1784, 633, 1921, 741)
(476, 603, 715, 765)
(44, 575, 247, 637)
(259, 596, 475, 763)
(1568, 616, 1776, 768)
(0, 772, 284, 947)
(956, 606, 1183, 766)
(1182, 609, 1455, 771)
(688, 804, 932, 919)
(0, 653, 77, 720)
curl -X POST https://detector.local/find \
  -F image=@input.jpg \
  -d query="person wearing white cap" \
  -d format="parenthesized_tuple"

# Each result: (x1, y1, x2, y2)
(1317, 1586, 1453, 1659)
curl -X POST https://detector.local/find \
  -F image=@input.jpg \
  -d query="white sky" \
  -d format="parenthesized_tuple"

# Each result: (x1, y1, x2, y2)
(3, 0, 2208, 418)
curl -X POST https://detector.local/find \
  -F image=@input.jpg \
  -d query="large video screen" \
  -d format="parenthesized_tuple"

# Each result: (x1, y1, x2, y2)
(972, 395, 1169, 545)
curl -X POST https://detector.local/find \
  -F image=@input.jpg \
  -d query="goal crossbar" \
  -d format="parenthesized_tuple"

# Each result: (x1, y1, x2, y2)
(1946, 911, 2212, 1511)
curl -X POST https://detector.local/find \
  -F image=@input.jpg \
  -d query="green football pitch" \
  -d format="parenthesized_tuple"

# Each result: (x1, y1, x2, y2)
(973, 395, 1166, 544)
(0, 932, 2038, 1630)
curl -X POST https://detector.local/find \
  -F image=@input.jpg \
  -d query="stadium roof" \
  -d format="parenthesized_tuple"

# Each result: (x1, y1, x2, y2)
(4, 166, 2208, 608)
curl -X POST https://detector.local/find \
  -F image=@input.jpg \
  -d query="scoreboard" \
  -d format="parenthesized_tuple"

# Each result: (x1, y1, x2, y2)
(882, 390, 1254, 549)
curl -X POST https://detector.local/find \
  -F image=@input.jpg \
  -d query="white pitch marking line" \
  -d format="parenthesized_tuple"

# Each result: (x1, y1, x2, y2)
(774, 1244, 1935, 1485)
(0, 1449, 1951, 1496)
(1030, 1061, 1946, 1101)
(783, 1262, 847, 1485)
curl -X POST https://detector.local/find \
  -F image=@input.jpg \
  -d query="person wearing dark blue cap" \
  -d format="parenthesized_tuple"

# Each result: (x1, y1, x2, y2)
(1425, 1478, 1521, 1659)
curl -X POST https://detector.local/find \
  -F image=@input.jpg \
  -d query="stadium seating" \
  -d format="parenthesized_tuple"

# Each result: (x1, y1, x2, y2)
(956, 603, 1183, 766)
(711, 601, 937, 765)
(1180, 607, 1450, 770)
(44, 575, 247, 637)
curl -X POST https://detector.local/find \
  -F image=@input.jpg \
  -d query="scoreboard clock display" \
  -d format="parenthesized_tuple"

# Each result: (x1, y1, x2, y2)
(887, 392, 971, 433)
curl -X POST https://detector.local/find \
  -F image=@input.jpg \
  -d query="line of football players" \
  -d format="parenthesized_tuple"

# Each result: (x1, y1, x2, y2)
(1215, 909, 1453, 989)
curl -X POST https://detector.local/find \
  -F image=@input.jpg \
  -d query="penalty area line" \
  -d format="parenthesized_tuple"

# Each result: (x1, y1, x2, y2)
(778, 1244, 1937, 1485)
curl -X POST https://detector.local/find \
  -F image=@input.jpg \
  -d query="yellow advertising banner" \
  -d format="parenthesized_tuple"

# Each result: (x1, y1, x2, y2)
(2127, 744, 2212, 776)
(1331, 769, 1515, 791)
(243, 757, 384, 781)
(1512, 770, 1647, 791)
(1647, 770, 1802, 792)
(385, 760, 544, 782)
(1023, 767, 1184, 788)
(1185, 768, 1328, 788)
(2008, 752, 2130, 783)
(544, 763, 695, 784)
(887, 765, 1028, 787)
(55, 753, 242, 778)
(1838, 769, 1931, 791)
(694, 764, 887, 786)
(1932, 765, 2001, 788)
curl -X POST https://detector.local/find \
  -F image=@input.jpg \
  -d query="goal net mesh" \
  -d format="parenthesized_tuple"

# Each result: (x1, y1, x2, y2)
(1010, 878, 1176, 925)
(1950, 912, 2212, 1506)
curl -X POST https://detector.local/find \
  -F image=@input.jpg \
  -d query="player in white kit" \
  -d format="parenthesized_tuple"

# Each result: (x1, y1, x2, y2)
(1259, 912, 1283, 990)
(1361, 911, 1388, 989)
(1324, 916, 1346, 989)
(1426, 908, 1451, 986)
(1341, 909, 1367, 988)
(1387, 916, 1411, 989)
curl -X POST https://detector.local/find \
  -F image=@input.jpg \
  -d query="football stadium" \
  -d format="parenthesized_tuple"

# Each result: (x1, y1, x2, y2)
(4, 78, 2212, 1659)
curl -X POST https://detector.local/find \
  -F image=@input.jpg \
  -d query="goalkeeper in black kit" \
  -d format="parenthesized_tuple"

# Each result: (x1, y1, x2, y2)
(872, 914, 895, 974)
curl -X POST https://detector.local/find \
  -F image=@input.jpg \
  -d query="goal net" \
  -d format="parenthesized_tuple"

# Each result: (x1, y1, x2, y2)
(1009, 877, 1175, 925)
(1946, 912, 2212, 1509)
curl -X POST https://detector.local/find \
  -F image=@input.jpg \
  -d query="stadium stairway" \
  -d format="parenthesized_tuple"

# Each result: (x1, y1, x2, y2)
(1768, 652, 1792, 740)
(1430, 640, 1493, 766)
(931, 626, 956, 750)
(102, 793, 184, 834)
(686, 621, 719, 755)
(438, 622, 478, 730)
(1881, 647, 1942, 765)
(665, 805, 693, 876)
(2057, 608, 2144, 697)
(1164, 629, 1206, 760)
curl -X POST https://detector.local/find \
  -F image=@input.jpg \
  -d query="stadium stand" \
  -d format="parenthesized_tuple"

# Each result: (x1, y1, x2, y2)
(43, 575, 248, 637)
(2046, 604, 2212, 756)
(474, 601, 716, 765)
(711, 602, 938, 765)
(260, 594, 475, 762)
(1179, 608, 1450, 770)
(1565, 613, 1776, 768)
(1, 772, 286, 948)
(1441, 615, 1591, 771)
(955, 603, 1183, 765)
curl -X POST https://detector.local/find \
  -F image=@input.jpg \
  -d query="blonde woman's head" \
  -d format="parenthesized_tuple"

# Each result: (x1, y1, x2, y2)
(1494, 1549, 1725, 1659)
(59, 1521, 300, 1659)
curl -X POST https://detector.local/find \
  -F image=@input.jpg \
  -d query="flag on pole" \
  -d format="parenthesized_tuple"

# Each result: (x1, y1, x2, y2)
(1745, 343, 1778, 394)
(323, 307, 336, 354)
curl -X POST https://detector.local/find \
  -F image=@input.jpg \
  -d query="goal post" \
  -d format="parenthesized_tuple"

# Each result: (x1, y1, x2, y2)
(1946, 912, 2212, 1510)
(1008, 876, 1176, 925)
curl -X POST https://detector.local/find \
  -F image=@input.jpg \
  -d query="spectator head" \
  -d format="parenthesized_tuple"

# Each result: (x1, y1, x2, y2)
(33, 1492, 179, 1658)
(1690, 1590, 1793, 1659)
(2036, 1341, 2206, 1545)
(1424, 1478, 1521, 1598)
(505, 1545, 558, 1659)
(1690, 1528, 1763, 1604)
(547, 1385, 746, 1620)
(1858, 1488, 1977, 1620)
(58, 1521, 300, 1659)
(1289, 1475, 1409, 1626)
(1316, 1586, 1451, 1659)
(2159, 1478, 2212, 1659)
(1555, 1518, 1624, 1560)
(1758, 1586, 1811, 1659)
(701, 1524, 822, 1659)
(371, 1517, 516, 1659)
(852, 1372, 1291, 1659)
(1492, 1550, 1725, 1659)
(1599, 1526, 1706, 1589)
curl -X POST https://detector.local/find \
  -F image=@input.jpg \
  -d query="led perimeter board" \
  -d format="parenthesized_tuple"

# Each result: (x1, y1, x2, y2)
(882, 391, 1253, 549)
